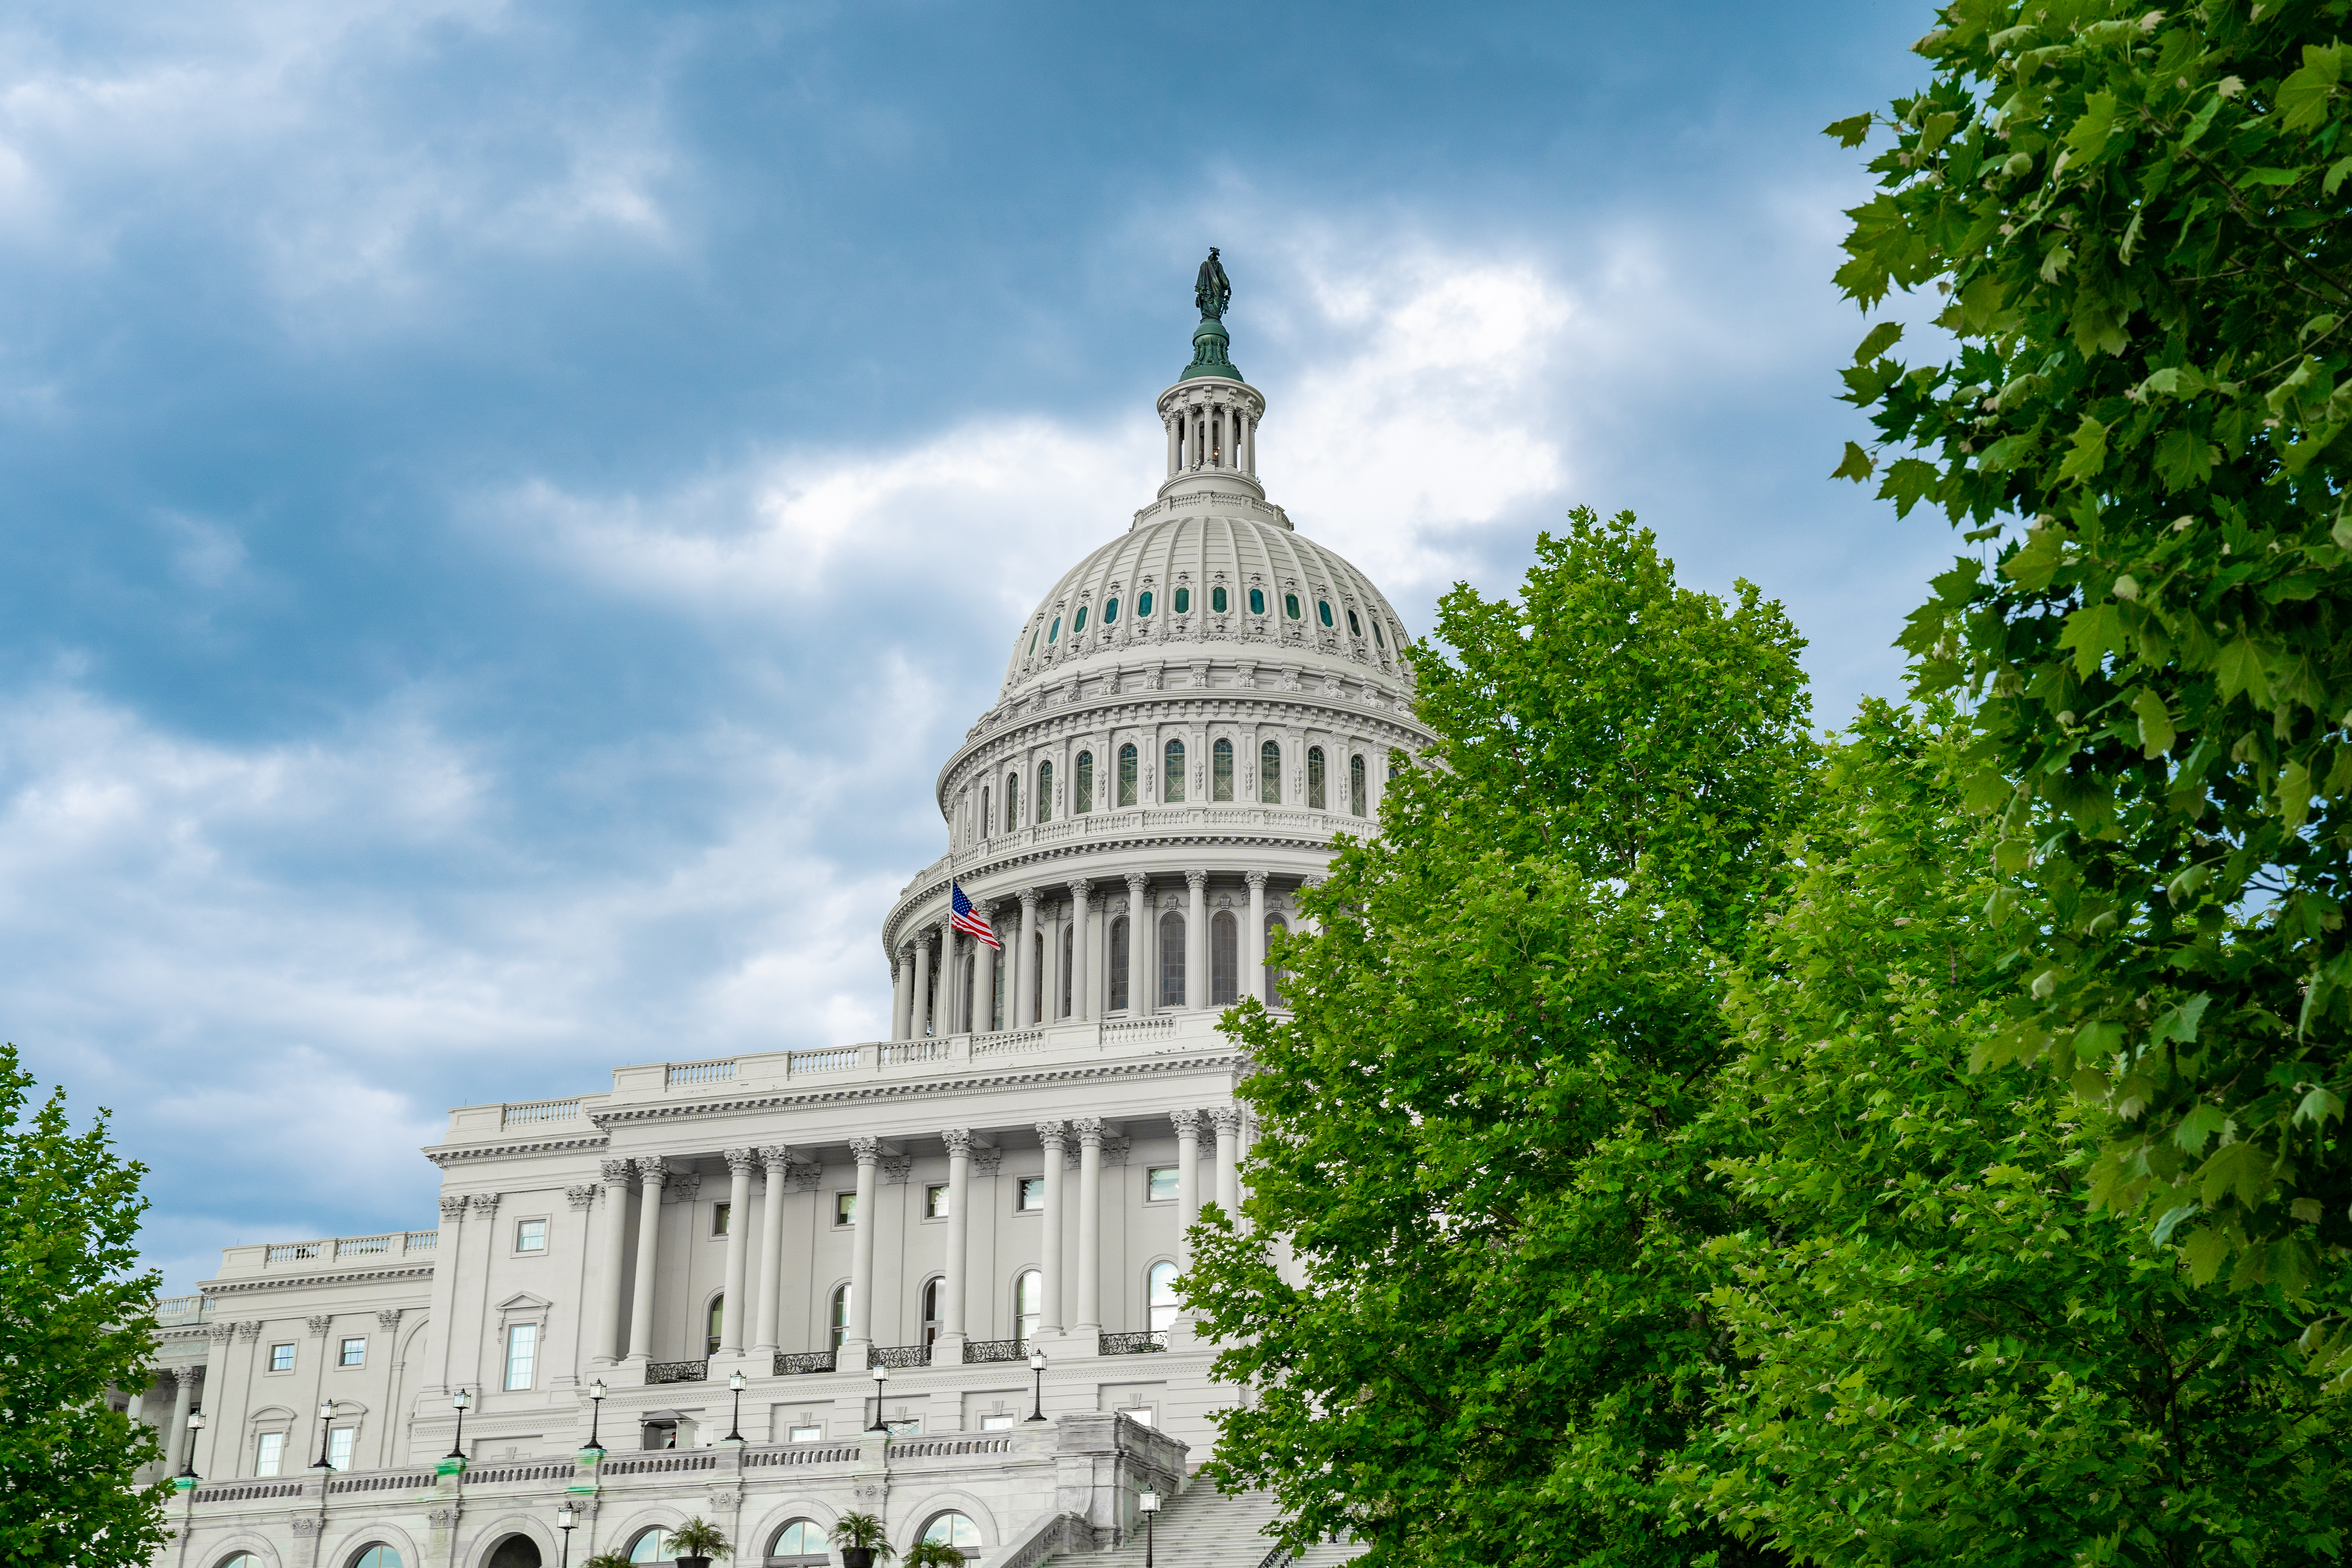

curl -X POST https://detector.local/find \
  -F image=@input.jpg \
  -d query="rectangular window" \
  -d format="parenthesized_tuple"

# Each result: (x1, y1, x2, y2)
(926, 1183, 949, 1219)
(268, 1342, 295, 1373)
(255, 1432, 285, 1476)
(1147, 1166, 1179, 1203)
(834, 1192, 857, 1227)
(1120, 1405, 1157, 1429)
(504, 1323, 537, 1391)
(981, 1412, 1016, 1432)
(712, 1203, 731, 1236)
(788, 1424, 824, 1443)
(327, 1427, 354, 1471)
(1016, 1176, 1045, 1212)
(515, 1218, 547, 1252)
(338, 1337, 366, 1368)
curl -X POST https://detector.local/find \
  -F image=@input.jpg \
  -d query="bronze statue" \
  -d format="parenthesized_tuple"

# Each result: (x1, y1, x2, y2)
(1194, 247, 1232, 320)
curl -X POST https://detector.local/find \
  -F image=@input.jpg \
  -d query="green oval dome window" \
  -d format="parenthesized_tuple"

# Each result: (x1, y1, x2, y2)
(1249, 588, 1266, 615)
(1318, 600, 1334, 628)
(1074, 606, 1087, 633)
(1346, 608, 1362, 636)
(1211, 586, 1228, 613)
(1137, 591, 1153, 617)
(1104, 597, 1120, 624)
(1047, 617, 1060, 644)
(1173, 587, 1190, 614)
(1285, 593, 1302, 620)
(1029, 629, 1039, 656)
(1371, 618, 1385, 647)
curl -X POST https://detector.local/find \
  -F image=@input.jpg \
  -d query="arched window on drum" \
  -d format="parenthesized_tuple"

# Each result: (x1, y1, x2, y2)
(1307, 747, 1327, 809)
(1210, 910, 1238, 1004)
(1259, 740, 1281, 804)
(1212, 738, 1233, 801)
(1108, 916, 1131, 1011)
(1075, 750, 1094, 814)
(1118, 744, 1138, 807)
(1163, 738, 1185, 803)
(1036, 760, 1053, 824)
(1349, 754, 1367, 817)
(1159, 910, 1186, 1007)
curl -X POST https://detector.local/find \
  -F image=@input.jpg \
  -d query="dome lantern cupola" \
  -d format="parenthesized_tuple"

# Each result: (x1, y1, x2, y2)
(1155, 248, 1266, 511)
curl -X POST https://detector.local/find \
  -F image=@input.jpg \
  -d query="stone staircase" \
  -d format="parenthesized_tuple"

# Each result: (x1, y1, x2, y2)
(1080, 1483, 1359, 1568)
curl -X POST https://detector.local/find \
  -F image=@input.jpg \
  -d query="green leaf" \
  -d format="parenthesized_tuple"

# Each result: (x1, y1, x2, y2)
(2154, 993, 2212, 1044)
(1851, 321, 1904, 362)
(2216, 633, 2273, 706)
(2066, 90, 2120, 161)
(2133, 687, 2176, 756)
(1823, 113, 1874, 147)
(2058, 602, 2126, 677)
(2293, 1086, 2346, 1127)
(2175, 1102, 2228, 1153)
(2328, 154, 2352, 196)
(2277, 42, 2345, 133)
(1832, 441, 1875, 482)
(2057, 414, 2110, 483)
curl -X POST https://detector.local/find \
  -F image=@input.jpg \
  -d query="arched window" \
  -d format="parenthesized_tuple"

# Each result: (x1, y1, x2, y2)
(921, 1278, 943, 1346)
(1036, 760, 1052, 824)
(830, 1284, 852, 1350)
(488, 1539, 543, 1568)
(1030, 933, 1044, 1024)
(1318, 600, 1334, 627)
(1265, 914, 1289, 1006)
(1118, 744, 1138, 806)
(1307, 747, 1326, 809)
(1249, 586, 1266, 615)
(350, 1550, 403, 1568)
(1212, 738, 1233, 801)
(1159, 911, 1186, 1007)
(1015, 1269, 1043, 1344)
(1285, 592, 1302, 619)
(1109, 917, 1130, 1011)
(1211, 911, 1238, 1005)
(627, 1528, 673, 1564)
(1048, 615, 1061, 644)
(1260, 740, 1281, 804)
(1004, 773, 1019, 833)
(769, 1520, 830, 1567)
(1138, 589, 1154, 617)
(215, 1557, 261, 1568)
(1371, 617, 1386, 648)
(1349, 754, 1367, 816)
(1028, 628, 1039, 657)
(1174, 586, 1190, 613)
(1060, 925, 1073, 1016)
(979, 786, 990, 838)
(705, 1296, 723, 1356)
(922, 1513, 984, 1550)
(1347, 608, 1362, 637)
(1148, 1261, 1181, 1332)
(1074, 605, 1088, 634)
(1074, 751, 1094, 814)
(1212, 586, 1229, 613)
(1163, 739, 1185, 802)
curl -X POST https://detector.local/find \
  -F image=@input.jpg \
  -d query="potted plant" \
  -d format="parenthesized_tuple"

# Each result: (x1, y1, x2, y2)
(584, 1556, 633, 1568)
(832, 1512, 895, 1568)
(906, 1544, 967, 1568)
(666, 1518, 732, 1568)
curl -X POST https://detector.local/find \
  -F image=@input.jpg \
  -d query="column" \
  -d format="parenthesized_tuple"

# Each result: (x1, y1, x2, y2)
(1245, 412, 1256, 474)
(891, 950, 912, 1041)
(1211, 1108, 1241, 1219)
(1042, 904, 1062, 1022)
(595, 1160, 632, 1363)
(1246, 871, 1268, 1006)
(911, 936, 933, 1039)
(1165, 414, 1179, 474)
(1069, 880, 1094, 1021)
(718, 1149, 754, 1355)
(625, 1160, 666, 1365)
(163, 1367, 195, 1478)
(940, 913, 960, 1032)
(428, 1193, 467, 1390)
(1124, 872, 1149, 1014)
(1074, 1117, 1104, 1333)
(1299, 874, 1324, 935)
(753, 1146, 792, 1356)
(1017, 888, 1040, 1026)
(845, 1138, 881, 1357)
(1185, 870, 1208, 1010)
(1037, 1121, 1067, 1335)
(968, 902, 993, 1034)
(1172, 1109, 1203, 1261)
(940, 1129, 972, 1355)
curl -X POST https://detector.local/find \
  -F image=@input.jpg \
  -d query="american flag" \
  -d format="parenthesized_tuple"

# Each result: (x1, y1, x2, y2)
(950, 883, 1002, 950)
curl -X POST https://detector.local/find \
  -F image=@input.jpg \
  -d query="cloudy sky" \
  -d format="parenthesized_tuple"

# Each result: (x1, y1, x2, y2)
(0, 0, 1948, 1291)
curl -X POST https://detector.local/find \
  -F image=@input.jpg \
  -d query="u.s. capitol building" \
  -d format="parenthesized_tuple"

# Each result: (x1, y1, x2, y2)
(137, 261, 1426, 1568)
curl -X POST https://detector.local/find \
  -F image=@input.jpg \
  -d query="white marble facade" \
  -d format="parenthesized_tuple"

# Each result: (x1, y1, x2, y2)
(138, 320, 1434, 1568)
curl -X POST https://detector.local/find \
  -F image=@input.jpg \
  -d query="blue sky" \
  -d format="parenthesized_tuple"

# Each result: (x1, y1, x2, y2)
(0, 0, 1945, 1292)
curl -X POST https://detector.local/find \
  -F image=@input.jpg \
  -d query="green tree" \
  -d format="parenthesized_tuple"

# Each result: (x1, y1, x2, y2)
(1186, 511, 1814, 1566)
(0, 1043, 168, 1566)
(1828, 0, 2352, 1291)
(1685, 704, 2352, 1564)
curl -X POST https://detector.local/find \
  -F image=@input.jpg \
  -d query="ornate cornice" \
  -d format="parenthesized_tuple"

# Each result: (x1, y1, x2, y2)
(198, 1265, 435, 1297)
(423, 1132, 607, 1168)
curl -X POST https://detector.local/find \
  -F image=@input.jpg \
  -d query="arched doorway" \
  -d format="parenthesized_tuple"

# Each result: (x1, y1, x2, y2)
(485, 1536, 542, 1568)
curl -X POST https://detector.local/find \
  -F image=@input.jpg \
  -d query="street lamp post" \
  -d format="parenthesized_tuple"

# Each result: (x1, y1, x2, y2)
(725, 1370, 747, 1444)
(556, 1502, 579, 1568)
(180, 1410, 206, 1480)
(1026, 1348, 1048, 1423)
(447, 1387, 472, 1462)
(1140, 1489, 1161, 1568)
(582, 1379, 608, 1457)
(868, 1363, 891, 1433)
(311, 1399, 337, 1472)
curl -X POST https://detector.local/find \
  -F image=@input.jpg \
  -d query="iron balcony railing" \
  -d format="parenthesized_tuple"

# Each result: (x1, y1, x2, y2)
(871, 1343, 931, 1370)
(964, 1338, 1024, 1363)
(647, 1359, 708, 1384)
(1101, 1329, 1170, 1355)
(773, 1351, 837, 1376)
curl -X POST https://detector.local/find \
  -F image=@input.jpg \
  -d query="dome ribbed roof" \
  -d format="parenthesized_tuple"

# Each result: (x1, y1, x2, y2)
(1000, 510, 1411, 696)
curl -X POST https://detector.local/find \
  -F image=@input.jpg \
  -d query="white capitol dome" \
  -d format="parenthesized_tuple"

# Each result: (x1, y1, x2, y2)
(881, 268, 1434, 1039)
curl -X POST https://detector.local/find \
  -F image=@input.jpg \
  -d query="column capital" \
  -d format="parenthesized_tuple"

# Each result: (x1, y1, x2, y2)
(599, 1158, 632, 1186)
(1245, 868, 1269, 891)
(848, 1136, 883, 1166)
(940, 1128, 973, 1158)
(757, 1144, 797, 1171)
(306, 1315, 334, 1337)
(1171, 1107, 1203, 1136)
(724, 1148, 759, 1177)
(467, 1192, 501, 1216)
(565, 1185, 596, 1210)
(633, 1157, 669, 1188)
(1018, 886, 1039, 911)
(1035, 1118, 1068, 1150)
(1068, 877, 1092, 898)
(1124, 871, 1149, 892)
(1072, 1116, 1105, 1146)
(377, 1308, 405, 1331)
(439, 1194, 468, 1219)
(1185, 868, 1208, 892)
(1208, 1106, 1242, 1135)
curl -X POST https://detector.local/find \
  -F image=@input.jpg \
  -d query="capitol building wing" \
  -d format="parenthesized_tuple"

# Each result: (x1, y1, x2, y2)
(136, 270, 1425, 1568)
